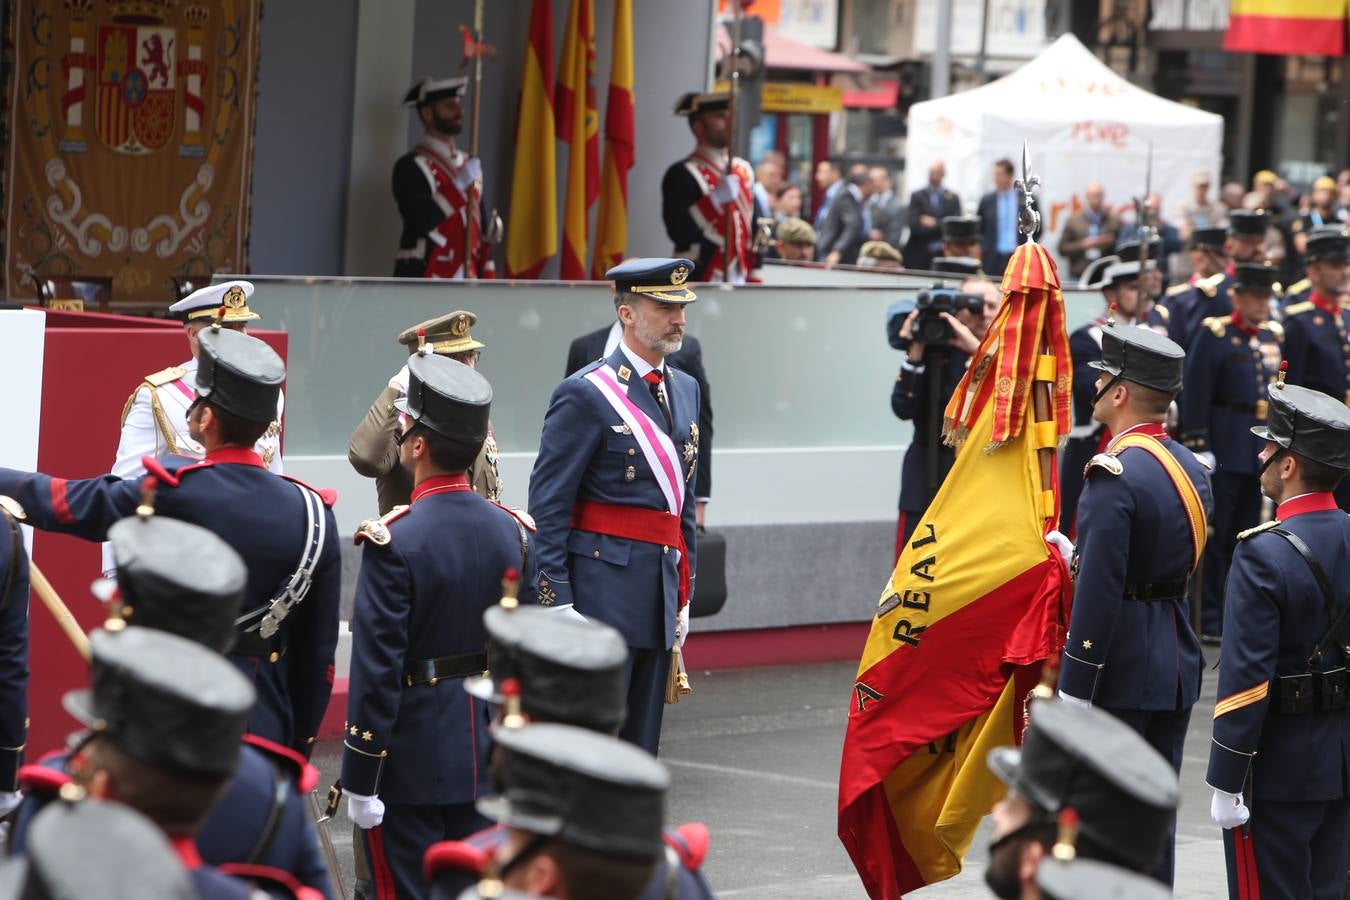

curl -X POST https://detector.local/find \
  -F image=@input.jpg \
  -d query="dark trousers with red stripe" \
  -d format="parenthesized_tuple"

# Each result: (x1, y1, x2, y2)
(1223, 798, 1350, 900)
(1101, 705, 1190, 886)
(361, 802, 490, 900)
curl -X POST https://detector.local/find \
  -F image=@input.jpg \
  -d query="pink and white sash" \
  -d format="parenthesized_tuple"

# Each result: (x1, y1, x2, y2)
(584, 366, 685, 517)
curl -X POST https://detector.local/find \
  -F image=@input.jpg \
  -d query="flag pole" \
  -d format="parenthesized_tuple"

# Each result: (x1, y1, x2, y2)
(723, 0, 742, 284)
(1016, 141, 1055, 499)
(463, 0, 486, 277)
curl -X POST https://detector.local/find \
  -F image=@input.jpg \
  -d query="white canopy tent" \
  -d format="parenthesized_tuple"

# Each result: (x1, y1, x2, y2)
(904, 34, 1224, 273)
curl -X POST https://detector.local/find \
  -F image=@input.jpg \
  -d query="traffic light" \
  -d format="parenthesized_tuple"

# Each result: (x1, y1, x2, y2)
(895, 59, 930, 119)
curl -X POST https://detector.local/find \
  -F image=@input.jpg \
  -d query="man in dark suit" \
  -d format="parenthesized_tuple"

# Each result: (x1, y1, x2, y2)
(904, 160, 961, 271)
(978, 158, 1036, 276)
(866, 166, 905, 249)
(812, 159, 863, 266)
(566, 313, 713, 524)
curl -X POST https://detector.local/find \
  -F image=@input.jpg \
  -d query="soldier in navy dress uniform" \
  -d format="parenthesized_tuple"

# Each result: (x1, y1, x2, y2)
(393, 78, 496, 280)
(7, 514, 332, 898)
(424, 601, 714, 900)
(53, 627, 264, 899)
(476, 723, 671, 900)
(528, 258, 702, 755)
(1281, 223, 1348, 308)
(1281, 225, 1350, 512)
(984, 700, 1180, 897)
(1058, 262, 1163, 537)
(1161, 226, 1227, 342)
(0, 498, 28, 826)
(0, 799, 197, 900)
(0, 327, 342, 755)
(1055, 324, 1212, 886)
(1180, 262, 1283, 643)
(1207, 381, 1350, 900)
(340, 353, 536, 900)
(1174, 210, 1270, 349)
(661, 93, 762, 283)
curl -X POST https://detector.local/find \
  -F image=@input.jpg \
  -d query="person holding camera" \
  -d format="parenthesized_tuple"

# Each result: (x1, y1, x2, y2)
(890, 276, 1000, 556)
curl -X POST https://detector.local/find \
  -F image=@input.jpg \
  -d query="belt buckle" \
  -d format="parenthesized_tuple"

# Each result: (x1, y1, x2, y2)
(1254, 399, 1268, 422)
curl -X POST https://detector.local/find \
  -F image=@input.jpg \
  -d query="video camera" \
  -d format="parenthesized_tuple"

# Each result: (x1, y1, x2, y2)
(887, 284, 987, 350)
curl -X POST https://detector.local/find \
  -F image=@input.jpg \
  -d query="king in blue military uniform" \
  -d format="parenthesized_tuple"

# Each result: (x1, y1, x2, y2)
(1180, 262, 1283, 642)
(528, 258, 701, 755)
(341, 352, 535, 900)
(7, 513, 333, 898)
(1207, 380, 1350, 900)
(0, 327, 342, 756)
(1056, 324, 1212, 886)
(1280, 225, 1350, 512)
(0, 498, 29, 824)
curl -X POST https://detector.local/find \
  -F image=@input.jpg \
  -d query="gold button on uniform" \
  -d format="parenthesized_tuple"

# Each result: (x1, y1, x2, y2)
(593, 550, 601, 558)
(269, 651, 280, 663)
(627, 448, 636, 456)
(663, 545, 670, 554)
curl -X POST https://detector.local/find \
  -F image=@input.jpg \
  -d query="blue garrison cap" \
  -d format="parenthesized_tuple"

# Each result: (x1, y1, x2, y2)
(605, 258, 698, 304)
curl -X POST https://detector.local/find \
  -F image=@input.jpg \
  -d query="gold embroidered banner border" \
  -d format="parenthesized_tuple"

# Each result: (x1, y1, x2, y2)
(5, 0, 260, 307)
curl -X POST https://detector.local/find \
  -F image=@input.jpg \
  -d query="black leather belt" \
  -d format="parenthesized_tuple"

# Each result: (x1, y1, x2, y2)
(404, 652, 488, 687)
(232, 630, 286, 661)
(1123, 579, 1189, 602)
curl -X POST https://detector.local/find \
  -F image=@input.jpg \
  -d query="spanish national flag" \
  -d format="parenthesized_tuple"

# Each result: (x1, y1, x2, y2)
(1224, 0, 1347, 56)
(590, 0, 634, 279)
(837, 242, 1072, 899)
(504, 0, 558, 279)
(556, 0, 599, 281)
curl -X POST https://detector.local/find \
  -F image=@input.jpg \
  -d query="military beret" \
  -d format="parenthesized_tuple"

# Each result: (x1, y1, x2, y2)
(776, 217, 817, 246)
(398, 310, 486, 355)
(859, 241, 903, 263)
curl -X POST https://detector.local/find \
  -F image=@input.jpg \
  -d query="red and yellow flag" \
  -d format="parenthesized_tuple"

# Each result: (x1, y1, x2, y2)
(590, 0, 635, 279)
(505, 0, 558, 279)
(837, 243, 1072, 899)
(556, 0, 599, 281)
(1224, 0, 1348, 56)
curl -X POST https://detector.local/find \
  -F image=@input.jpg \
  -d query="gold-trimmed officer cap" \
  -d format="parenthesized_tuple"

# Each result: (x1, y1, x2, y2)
(606, 257, 698, 304)
(673, 91, 730, 117)
(776, 217, 817, 247)
(168, 280, 258, 323)
(397, 310, 486, 355)
(402, 76, 468, 107)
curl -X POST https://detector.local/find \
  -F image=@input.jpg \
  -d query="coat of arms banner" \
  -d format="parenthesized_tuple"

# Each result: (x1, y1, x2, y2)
(5, 0, 260, 305)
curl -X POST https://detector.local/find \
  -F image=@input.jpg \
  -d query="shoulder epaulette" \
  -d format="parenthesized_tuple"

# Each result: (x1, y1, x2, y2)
(1262, 320, 1284, 341)
(1203, 316, 1228, 338)
(1237, 519, 1280, 540)
(17, 762, 71, 794)
(1286, 278, 1310, 296)
(0, 496, 25, 522)
(143, 365, 187, 388)
(1285, 301, 1315, 316)
(665, 822, 710, 870)
(355, 505, 410, 547)
(491, 501, 537, 532)
(280, 474, 337, 508)
(1197, 273, 1224, 298)
(1155, 304, 1170, 323)
(1084, 453, 1123, 478)
(241, 733, 320, 793)
(1165, 282, 1191, 297)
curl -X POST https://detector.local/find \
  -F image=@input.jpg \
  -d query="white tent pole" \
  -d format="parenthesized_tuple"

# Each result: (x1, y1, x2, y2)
(932, 0, 954, 99)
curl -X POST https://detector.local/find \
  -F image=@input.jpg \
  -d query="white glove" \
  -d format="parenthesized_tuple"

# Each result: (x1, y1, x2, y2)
(1210, 788, 1250, 830)
(711, 174, 742, 208)
(0, 791, 21, 818)
(545, 603, 589, 623)
(1198, 451, 1217, 470)
(1045, 530, 1074, 567)
(452, 157, 483, 192)
(388, 365, 410, 394)
(347, 792, 385, 829)
(677, 605, 690, 648)
(1057, 690, 1092, 709)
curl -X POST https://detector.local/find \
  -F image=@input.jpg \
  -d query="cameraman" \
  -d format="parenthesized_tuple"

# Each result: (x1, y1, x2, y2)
(891, 271, 1000, 557)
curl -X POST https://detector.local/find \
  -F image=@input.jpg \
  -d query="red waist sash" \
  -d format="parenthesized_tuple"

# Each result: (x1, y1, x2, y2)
(572, 499, 690, 609)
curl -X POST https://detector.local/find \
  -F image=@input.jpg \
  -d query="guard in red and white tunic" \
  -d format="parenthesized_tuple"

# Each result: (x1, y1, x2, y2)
(661, 91, 763, 283)
(392, 77, 496, 280)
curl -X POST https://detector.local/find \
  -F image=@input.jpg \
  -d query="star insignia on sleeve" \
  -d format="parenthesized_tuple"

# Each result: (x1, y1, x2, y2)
(349, 725, 358, 736)
(1082, 639, 1093, 650)
(362, 730, 373, 742)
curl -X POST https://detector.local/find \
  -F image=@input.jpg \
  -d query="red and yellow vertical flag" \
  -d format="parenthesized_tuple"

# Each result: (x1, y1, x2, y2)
(505, 0, 558, 279)
(556, 0, 599, 280)
(590, 0, 635, 279)
(837, 244, 1073, 899)
(1224, 0, 1348, 56)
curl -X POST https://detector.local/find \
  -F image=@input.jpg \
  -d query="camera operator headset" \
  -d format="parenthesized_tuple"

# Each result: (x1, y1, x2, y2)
(888, 257, 1001, 557)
